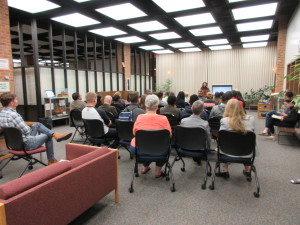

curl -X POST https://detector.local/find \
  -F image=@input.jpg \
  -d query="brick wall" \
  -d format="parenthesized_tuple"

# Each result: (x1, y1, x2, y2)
(0, 0, 14, 94)
(123, 44, 131, 79)
(275, 16, 287, 92)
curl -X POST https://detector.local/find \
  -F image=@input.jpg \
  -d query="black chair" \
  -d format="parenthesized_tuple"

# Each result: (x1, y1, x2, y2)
(209, 130, 260, 198)
(208, 116, 222, 141)
(105, 110, 116, 128)
(115, 119, 134, 159)
(162, 113, 180, 128)
(70, 109, 85, 142)
(129, 129, 175, 193)
(172, 126, 211, 189)
(83, 119, 114, 146)
(0, 127, 47, 178)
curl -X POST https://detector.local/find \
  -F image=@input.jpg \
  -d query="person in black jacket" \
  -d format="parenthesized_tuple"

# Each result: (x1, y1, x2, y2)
(265, 99, 299, 140)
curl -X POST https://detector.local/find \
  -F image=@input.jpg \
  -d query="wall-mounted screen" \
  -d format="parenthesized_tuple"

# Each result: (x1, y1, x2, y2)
(212, 85, 232, 95)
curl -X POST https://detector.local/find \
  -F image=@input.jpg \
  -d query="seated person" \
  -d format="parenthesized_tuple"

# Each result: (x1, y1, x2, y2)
(122, 91, 145, 122)
(231, 90, 245, 108)
(0, 93, 72, 165)
(181, 100, 211, 151)
(139, 94, 147, 111)
(95, 94, 102, 108)
(204, 92, 217, 114)
(159, 95, 181, 120)
(111, 95, 125, 113)
(130, 94, 172, 178)
(114, 92, 126, 107)
(209, 91, 233, 119)
(198, 90, 207, 102)
(82, 92, 119, 148)
(213, 92, 223, 105)
(185, 92, 189, 104)
(262, 99, 299, 140)
(156, 91, 167, 106)
(181, 94, 208, 120)
(219, 99, 255, 177)
(99, 95, 118, 118)
(70, 92, 86, 111)
(176, 91, 187, 108)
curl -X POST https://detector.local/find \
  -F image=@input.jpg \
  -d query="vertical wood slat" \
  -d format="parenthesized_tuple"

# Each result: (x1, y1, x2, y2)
(62, 27, 68, 88)
(48, 23, 55, 94)
(93, 38, 98, 91)
(102, 39, 106, 91)
(74, 31, 79, 92)
(84, 34, 89, 92)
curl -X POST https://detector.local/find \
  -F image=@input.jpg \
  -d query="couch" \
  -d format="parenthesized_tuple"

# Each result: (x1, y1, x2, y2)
(0, 143, 118, 225)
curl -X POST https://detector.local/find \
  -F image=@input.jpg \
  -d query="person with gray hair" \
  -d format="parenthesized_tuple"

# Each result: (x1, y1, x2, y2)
(130, 94, 172, 178)
(181, 100, 211, 151)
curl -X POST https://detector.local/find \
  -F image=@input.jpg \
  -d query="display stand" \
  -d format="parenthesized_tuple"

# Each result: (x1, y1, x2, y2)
(44, 98, 69, 124)
(257, 103, 271, 119)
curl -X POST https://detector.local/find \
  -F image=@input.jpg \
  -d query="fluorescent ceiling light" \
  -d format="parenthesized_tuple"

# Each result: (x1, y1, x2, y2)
(115, 36, 146, 44)
(128, 21, 167, 32)
(89, 27, 127, 37)
(73, 0, 91, 2)
(241, 34, 270, 43)
(179, 48, 201, 52)
(203, 39, 228, 46)
(96, 3, 146, 20)
(152, 50, 174, 54)
(228, 0, 248, 2)
(139, 45, 164, 50)
(169, 42, 194, 48)
(237, 20, 273, 32)
(8, 0, 60, 13)
(152, 0, 205, 13)
(175, 13, 215, 27)
(51, 13, 100, 27)
(232, 3, 278, 20)
(149, 32, 181, 40)
(189, 26, 222, 36)
(209, 45, 232, 50)
(243, 42, 268, 48)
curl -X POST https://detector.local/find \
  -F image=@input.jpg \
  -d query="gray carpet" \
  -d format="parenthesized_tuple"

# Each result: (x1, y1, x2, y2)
(1, 111, 300, 225)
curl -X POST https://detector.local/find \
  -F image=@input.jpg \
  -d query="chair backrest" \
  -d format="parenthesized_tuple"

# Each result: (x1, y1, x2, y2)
(218, 130, 256, 157)
(162, 113, 179, 128)
(208, 116, 222, 131)
(3, 127, 24, 150)
(70, 109, 83, 127)
(105, 110, 115, 123)
(136, 129, 170, 155)
(115, 119, 134, 140)
(175, 126, 207, 151)
(83, 119, 105, 138)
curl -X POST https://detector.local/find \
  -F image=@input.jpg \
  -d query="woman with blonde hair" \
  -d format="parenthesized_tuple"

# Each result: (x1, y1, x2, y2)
(218, 99, 255, 178)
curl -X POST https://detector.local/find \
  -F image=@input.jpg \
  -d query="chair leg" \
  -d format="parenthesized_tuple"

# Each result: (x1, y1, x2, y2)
(129, 162, 138, 193)
(201, 160, 210, 190)
(209, 162, 219, 190)
(252, 165, 260, 198)
(0, 157, 13, 179)
(171, 155, 185, 172)
(166, 162, 176, 192)
(70, 127, 79, 143)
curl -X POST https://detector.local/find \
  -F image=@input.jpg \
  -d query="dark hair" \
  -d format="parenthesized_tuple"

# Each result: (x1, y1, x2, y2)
(97, 94, 102, 103)
(214, 92, 221, 98)
(220, 91, 224, 96)
(156, 91, 163, 98)
(167, 95, 176, 105)
(285, 91, 293, 98)
(72, 92, 80, 101)
(202, 82, 208, 87)
(177, 91, 185, 101)
(284, 99, 294, 104)
(222, 91, 233, 103)
(189, 94, 199, 105)
(112, 95, 120, 102)
(0, 93, 16, 107)
(129, 91, 139, 103)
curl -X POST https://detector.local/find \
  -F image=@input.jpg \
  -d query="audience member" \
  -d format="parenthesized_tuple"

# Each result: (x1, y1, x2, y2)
(185, 92, 189, 103)
(181, 94, 208, 120)
(156, 91, 167, 106)
(114, 91, 126, 107)
(219, 99, 255, 177)
(70, 92, 86, 111)
(204, 92, 217, 104)
(130, 94, 172, 178)
(82, 92, 119, 148)
(209, 91, 233, 119)
(198, 90, 206, 101)
(231, 90, 245, 108)
(139, 94, 147, 111)
(0, 93, 72, 165)
(95, 94, 102, 108)
(176, 91, 187, 108)
(214, 92, 222, 104)
(159, 95, 181, 120)
(99, 95, 118, 118)
(111, 95, 125, 113)
(122, 91, 145, 122)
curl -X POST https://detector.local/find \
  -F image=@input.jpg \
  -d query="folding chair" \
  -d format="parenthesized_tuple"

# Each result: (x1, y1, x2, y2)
(208, 116, 222, 141)
(83, 119, 114, 146)
(129, 129, 175, 193)
(172, 126, 211, 189)
(209, 130, 260, 198)
(0, 127, 47, 178)
(115, 119, 134, 159)
(70, 109, 85, 142)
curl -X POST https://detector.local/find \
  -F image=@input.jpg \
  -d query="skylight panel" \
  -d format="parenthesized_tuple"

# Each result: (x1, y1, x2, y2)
(228, 0, 248, 3)
(73, 0, 91, 2)
(202, 39, 228, 46)
(128, 21, 167, 32)
(139, 45, 164, 50)
(209, 45, 232, 50)
(51, 13, 100, 27)
(175, 13, 215, 27)
(237, 20, 273, 32)
(89, 27, 127, 37)
(115, 36, 146, 44)
(189, 26, 222, 36)
(169, 42, 194, 48)
(8, 0, 60, 13)
(232, 3, 278, 20)
(149, 32, 181, 40)
(152, 0, 205, 13)
(243, 42, 268, 48)
(179, 48, 201, 52)
(95, 3, 147, 20)
(241, 35, 269, 43)
(152, 50, 174, 54)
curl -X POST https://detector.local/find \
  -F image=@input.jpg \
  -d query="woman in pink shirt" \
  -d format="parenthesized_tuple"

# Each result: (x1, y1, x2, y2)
(130, 94, 172, 178)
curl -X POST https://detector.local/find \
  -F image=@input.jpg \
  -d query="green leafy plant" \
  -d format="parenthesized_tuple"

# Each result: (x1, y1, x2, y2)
(244, 85, 274, 104)
(155, 78, 172, 92)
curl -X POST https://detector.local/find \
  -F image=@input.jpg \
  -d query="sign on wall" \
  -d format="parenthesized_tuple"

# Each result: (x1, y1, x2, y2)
(0, 59, 9, 70)
(0, 82, 10, 92)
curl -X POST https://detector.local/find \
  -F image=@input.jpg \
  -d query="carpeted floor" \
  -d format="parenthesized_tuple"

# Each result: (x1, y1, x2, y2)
(1, 111, 299, 225)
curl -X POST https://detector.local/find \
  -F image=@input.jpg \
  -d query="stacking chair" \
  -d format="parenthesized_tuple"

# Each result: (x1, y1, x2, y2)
(172, 126, 211, 189)
(115, 119, 134, 159)
(129, 129, 175, 193)
(70, 109, 85, 142)
(209, 130, 260, 198)
(105, 111, 116, 128)
(83, 119, 114, 146)
(208, 116, 222, 141)
(0, 127, 47, 178)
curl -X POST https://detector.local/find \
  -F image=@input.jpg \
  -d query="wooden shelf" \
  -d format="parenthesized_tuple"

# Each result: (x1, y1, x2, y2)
(257, 103, 271, 119)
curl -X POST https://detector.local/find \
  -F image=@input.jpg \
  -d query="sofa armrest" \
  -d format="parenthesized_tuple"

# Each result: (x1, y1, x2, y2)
(66, 143, 102, 160)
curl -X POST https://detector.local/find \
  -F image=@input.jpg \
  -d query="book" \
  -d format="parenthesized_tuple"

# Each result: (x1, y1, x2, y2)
(272, 114, 282, 120)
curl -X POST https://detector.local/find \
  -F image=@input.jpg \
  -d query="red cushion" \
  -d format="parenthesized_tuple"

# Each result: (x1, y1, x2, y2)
(0, 161, 71, 200)
(9, 146, 46, 155)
